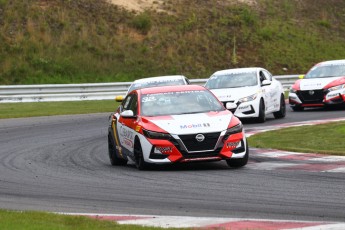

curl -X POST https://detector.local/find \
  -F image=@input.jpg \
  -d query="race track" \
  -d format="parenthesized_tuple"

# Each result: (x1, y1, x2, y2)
(0, 107, 344, 222)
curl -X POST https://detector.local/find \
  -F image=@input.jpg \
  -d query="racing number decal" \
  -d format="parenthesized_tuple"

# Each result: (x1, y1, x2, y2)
(111, 116, 123, 158)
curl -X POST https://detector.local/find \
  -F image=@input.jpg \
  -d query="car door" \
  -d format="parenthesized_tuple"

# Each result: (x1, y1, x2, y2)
(263, 70, 281, 112)
(116, 93, 139, 157)
(259, 70, 272, 112)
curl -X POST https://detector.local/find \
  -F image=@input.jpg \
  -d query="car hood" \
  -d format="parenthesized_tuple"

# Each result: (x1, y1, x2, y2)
(144, 111, 232, 135)
(210, 86, 259, 102)
(300, 77, 342, 90)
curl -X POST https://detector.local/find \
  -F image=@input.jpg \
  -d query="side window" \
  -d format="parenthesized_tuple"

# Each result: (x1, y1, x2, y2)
(263, 70, 272, 81)
(259, 71, 267, 83)
(128, 94, 138, 116)
(122, 95, 133, 110)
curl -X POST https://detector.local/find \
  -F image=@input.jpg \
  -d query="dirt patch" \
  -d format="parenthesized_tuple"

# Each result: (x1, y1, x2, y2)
(109, 0, 257, 12)
(109, 0, 164, 12)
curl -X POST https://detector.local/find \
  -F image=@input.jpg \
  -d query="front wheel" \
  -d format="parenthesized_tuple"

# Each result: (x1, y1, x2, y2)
(134, 140, 150, 170)
(226, 141, 249, 168)
(273, 94, 286, 119)
(108, 135, 127, 166)
(256, 99, 266, 123)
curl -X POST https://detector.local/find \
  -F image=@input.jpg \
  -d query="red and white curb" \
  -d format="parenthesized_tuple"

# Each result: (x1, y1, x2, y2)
(248, 148, 345, 173)
(61, 213, 345, 229)
(245, 118, 345, 173)
(245, 117, 345, 138)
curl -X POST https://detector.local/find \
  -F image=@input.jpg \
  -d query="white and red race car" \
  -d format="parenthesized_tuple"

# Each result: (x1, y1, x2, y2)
(205, 68, 286, 122)
(289, 60, 345, 111)
(108, 85, 248, 170)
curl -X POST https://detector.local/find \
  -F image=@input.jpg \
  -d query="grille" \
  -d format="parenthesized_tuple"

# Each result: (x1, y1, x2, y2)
(297, 90, 324, 103)
(178, 132, 220, 152)
(181, 148, 222, 159)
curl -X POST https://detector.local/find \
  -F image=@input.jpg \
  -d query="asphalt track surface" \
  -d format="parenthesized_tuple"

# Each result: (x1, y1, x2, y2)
(0, 106, 344, 222)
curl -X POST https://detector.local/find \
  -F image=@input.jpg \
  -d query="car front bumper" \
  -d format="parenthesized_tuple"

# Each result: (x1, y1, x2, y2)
(289, 88, 345, 108)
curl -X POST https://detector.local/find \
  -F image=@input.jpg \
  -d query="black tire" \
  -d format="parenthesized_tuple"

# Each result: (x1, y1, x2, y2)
(273, 94, 286, 119)
(108, 135, 127, 166)
(256, 99, 266, 123)
(134, 139, 149, 170)
(291, 106, 304, 111)
(226, 141, 249, 168)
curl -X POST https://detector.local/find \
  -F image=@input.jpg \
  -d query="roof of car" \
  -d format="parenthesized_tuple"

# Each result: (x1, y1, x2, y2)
(316, 59, 345, 66)
(133, 75, 186, 83)
(138, 84, 205, 94)
(212, 67, 261, 76)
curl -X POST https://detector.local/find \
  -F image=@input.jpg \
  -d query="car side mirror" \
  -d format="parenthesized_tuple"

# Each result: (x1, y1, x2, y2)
(226, 102, 237, 110)
(115, 95, 124, 102)
(120, 110, 135, 118)
(261, 80, 271, 86)
(298, 75, 305, 79)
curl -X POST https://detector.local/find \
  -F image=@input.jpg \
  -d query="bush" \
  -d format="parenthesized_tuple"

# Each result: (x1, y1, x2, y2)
(130, 12, 152, 34)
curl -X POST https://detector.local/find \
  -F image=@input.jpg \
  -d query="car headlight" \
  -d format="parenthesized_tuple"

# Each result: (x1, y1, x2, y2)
(143, 129, 171, 140)
(328, 84, 345, 92)
(238, 93, 258, 103)
(223, 123, 243, 140)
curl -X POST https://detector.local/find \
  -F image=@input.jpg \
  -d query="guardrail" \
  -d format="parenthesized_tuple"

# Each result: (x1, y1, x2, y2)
(0, 75, 298, 103)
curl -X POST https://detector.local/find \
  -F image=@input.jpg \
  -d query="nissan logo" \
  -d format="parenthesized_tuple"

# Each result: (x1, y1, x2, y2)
(195, 134, 205, 142)
(309, 90, 315, 95)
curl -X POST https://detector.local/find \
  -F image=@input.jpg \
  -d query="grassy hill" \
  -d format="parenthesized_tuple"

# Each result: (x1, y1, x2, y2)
(1, 0, 345, 85)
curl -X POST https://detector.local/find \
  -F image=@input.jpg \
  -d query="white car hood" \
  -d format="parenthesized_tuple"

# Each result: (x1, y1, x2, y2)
(146, 112, 232, 135)
(300, 77, 341, 90)
(210, 86, 259, 102)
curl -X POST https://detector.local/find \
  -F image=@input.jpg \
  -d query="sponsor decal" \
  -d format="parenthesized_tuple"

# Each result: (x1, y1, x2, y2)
(180, 123, 210, 129)
(238, 105, 250, 110)
(304, 83, 322, 87)
(135, 125, 141, 132)
(327, 93, 338, 98)
(155, 146, 172, 153)
(227, 141, 240, 148)
(119, 126, 134, 148)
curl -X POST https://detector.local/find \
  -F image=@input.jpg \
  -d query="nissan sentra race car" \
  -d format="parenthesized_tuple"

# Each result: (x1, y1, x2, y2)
(205, 68, 286, 123)
(108, 85, 248, 170)
(115, 75, 190, 101)
(289, 60, 345, 111)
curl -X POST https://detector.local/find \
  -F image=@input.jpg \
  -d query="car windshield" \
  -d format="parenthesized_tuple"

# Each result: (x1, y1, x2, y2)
(128, 78, 185, 92)
(305, 64, 345, 79)
(140, 90, 224, 116)
(205, 72, 258, 89)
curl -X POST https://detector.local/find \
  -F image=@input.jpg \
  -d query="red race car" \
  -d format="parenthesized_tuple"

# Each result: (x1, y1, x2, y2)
(108, 85, 248, 170)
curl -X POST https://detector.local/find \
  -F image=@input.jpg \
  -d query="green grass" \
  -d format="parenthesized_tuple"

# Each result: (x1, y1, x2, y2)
(0, 210, 167, 230)
(248, 121, 345, 156)
(0, 100, 119, 119)
(0, 0, 345, 85)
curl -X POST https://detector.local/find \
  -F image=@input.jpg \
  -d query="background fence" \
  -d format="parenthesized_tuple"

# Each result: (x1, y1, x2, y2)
(0, 75, 298, 103)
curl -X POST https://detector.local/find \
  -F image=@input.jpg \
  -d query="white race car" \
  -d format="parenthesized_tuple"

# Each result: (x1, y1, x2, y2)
(289, 60, 345, 111)
(116, 75, 190, 101)
(205, 68, 286, 122)
(108, 85, 248, 170)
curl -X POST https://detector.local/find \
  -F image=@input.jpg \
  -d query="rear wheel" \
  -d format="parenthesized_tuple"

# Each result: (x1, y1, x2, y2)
(256, 99, 266, 123)
(273, 94, 286, 119)
(134, 140, 150, 170)
(108, 135, 127, 166)
(226, 141, 249, 168)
